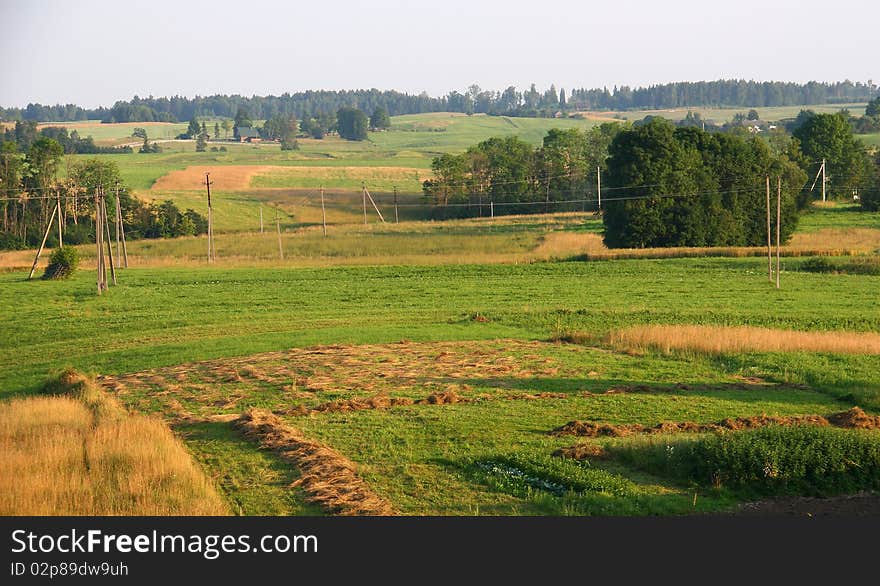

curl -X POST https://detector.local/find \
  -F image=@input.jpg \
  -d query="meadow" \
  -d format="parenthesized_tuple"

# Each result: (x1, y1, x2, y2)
(2, 253, 878, 514)
(5, 110, 879, 517)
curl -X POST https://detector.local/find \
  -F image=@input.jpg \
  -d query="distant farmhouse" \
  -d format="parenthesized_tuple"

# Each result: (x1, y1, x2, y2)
(235, 127, 262, 143)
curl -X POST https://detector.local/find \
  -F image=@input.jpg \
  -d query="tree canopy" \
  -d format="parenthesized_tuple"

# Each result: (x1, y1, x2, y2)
(336, 107, 368, 141)
(792, 112, 871, 198)
(602, 118, 807, 248)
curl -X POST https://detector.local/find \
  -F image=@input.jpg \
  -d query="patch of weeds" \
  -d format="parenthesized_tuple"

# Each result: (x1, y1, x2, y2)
(611, 425, 880, 497)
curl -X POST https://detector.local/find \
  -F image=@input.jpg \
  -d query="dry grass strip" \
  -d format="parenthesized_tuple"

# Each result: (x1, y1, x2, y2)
(608, 324, 880, 355)
(234, 409, 394, 516)
(0, 370, 227, 515)
(550, 407, 880, 440)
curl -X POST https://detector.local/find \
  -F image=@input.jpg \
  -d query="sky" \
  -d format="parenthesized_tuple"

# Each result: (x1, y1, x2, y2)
(1, 0, 877, 108)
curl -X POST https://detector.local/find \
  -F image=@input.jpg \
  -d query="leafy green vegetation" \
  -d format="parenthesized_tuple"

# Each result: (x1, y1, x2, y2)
(612, 426, 880, 496)
(42, 246, 78, 279)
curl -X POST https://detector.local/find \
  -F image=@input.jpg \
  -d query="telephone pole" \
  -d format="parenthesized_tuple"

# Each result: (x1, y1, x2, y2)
(393, 186, 399, 224)
(766, 176, 772, 282)
(320, 186, 327, 237)
(776, 177, 782, 289)
(205, 172, 214, 262)
(597, 166, 602, 211)
(821, 158, 826, 203)
(362, 182, 368, 225)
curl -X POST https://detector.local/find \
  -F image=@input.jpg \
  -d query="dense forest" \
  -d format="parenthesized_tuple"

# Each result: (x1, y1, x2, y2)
(2, 80, 877, 123)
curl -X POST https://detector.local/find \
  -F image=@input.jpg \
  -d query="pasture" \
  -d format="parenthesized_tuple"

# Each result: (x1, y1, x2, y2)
(2, 252, 879, 514)
(6, 111, 880, 517)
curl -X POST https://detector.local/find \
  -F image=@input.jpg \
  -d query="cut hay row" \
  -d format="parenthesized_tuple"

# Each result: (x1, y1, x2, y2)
(608, 324, 880, 355)
(98, 340, 563, 419)
(283, 389, 569, 416)
(550, 407, 880, 441)
(0, 370, 228, 516)
(234, 409, 394, 516)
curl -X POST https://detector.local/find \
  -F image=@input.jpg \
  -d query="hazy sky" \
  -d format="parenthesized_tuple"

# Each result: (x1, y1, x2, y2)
(1, 0, 877, 108)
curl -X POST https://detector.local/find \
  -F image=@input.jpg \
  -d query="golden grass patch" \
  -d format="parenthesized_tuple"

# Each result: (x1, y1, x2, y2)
(534, 228, 880, 260)
(608, 324, 880, 355)
(152, 165, 274, 191)
(0, 371, 228, 515)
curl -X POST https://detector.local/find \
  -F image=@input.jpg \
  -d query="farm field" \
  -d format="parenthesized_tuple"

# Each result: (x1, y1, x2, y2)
(3, 251, 880, 515)
(7, 110, 880, 517)
(608, 102, 869, 124)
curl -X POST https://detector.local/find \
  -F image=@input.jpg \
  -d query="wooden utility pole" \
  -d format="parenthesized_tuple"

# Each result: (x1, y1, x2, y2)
(102, 194, 117, 285)
(490, 200, 494, 218)
(821, 158, 826, 203)
(362, 183, 368, 225)
(766, 176, 772, 282)
(545, 179, 550, 214)
(363, 186, 386, 223)
(205, 172, 214, 262)
(393, 186, 399, 224)
(95, 188, 105, 294)
(275, 207, 284, 260)
(597, 166, 602, 211)
(28, 204, 57, 279)
(320, 186, 327, 237)
(776, 177, 781, 289)
(114, 181, 121, 263)
(55, 189, 62, 248)
(115, 187, 128, 268)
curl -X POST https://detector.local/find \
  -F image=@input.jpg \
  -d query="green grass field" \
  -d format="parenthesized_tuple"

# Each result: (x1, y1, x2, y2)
(10, 110, 880, 517)
(613, 103, 868, 124)
(2, 253, 879, 515)
(63, 113, 602, 193)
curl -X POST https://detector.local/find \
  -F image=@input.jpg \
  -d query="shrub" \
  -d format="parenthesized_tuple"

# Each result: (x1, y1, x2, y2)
(801, 256, 835, 273)
(42, 246, 79, 280)
(612, 425, 880, 496)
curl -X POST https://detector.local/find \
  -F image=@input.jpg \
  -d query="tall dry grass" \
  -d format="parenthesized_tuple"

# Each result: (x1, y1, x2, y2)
(536, 229, 880, 261)
(3, 218, 877, 272)
(608, 324, 880, 356)
(0, 371, 228, 515)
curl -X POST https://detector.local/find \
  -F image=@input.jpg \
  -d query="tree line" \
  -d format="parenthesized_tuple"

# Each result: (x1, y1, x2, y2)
(2, 121, 132, 154)
(424, 113, 880, 246)
(3, 80, 877, 123)
(0, 134, 206, 250)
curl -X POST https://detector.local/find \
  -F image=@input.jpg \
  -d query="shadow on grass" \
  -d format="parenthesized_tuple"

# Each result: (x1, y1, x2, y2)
(174, 419, 325, 516)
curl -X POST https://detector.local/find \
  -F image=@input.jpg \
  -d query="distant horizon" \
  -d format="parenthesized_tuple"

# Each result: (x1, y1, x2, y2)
(2, 77, 877, 111)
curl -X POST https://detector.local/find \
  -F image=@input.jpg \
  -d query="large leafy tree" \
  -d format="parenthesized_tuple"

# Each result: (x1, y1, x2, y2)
(602, 118, 806, 248)
(186, 118, 202, 139)
(336, 107, 368, 141)
(369, 107, 391, 130)
(792, 112, 870, 199)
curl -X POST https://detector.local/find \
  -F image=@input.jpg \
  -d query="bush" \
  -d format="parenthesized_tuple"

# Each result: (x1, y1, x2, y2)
(800, 256, 880, 275)
(613, 425, 880, 496)
(42, 246, 79, 280)
(801, 256, 835, 273)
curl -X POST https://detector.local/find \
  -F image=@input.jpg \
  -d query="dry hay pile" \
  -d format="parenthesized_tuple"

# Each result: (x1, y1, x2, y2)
(550, 408, 880, 438)
(99, 340, 566, 419)
(234, 409, 394, 516)
(552, 443, 608, 460)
